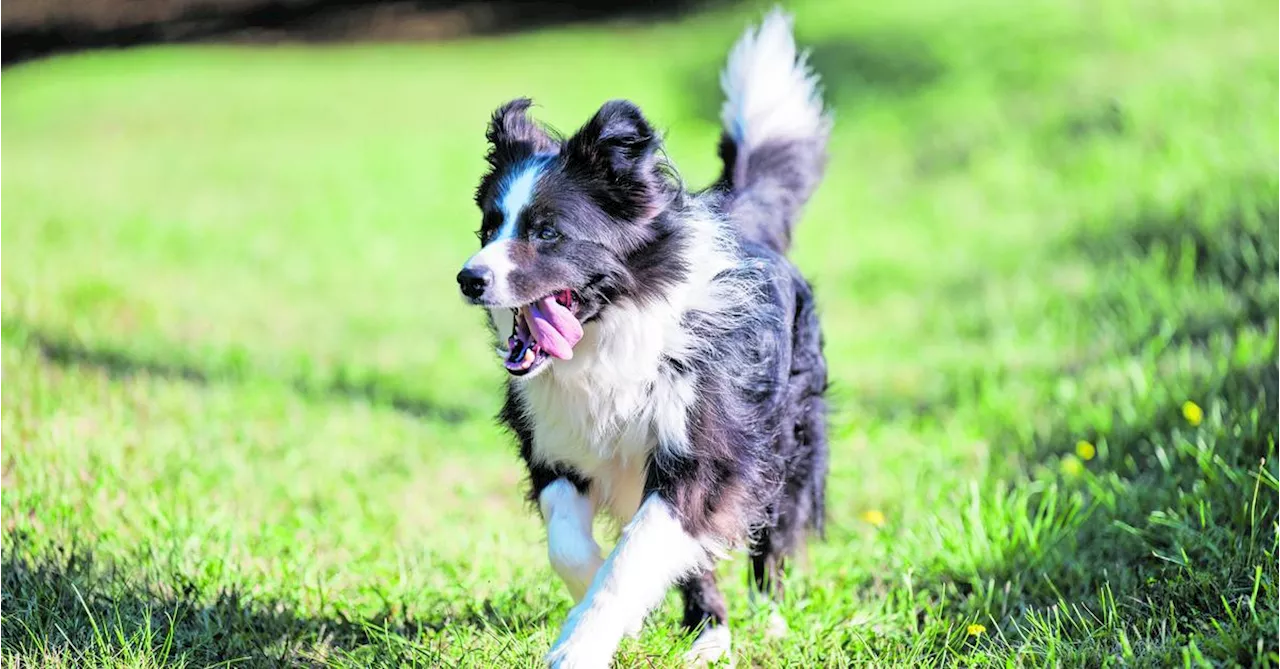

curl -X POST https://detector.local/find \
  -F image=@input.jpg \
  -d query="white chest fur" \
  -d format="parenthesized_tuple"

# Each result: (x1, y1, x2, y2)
(517, 299, 697, 523)
(506, 207, 744, 524)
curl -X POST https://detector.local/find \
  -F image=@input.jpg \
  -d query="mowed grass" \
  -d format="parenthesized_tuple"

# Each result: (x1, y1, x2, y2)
(2, 0, 1278, 665)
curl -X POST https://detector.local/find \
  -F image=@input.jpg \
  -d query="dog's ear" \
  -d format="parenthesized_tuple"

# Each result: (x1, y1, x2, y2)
(485, 98, 557, 166)
(565, 100, 657, 178)
(565, 100, 666, 220)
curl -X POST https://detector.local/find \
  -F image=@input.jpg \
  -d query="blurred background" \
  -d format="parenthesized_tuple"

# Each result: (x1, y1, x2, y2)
(3, 0, 1277, 666)
(1, 0, 719, 64)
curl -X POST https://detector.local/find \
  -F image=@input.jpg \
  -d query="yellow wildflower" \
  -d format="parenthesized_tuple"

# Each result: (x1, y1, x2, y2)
(1060, 455, 1083, 477)
(860, 510, 886, 527)
(967, 623, 986, 636)
(1182, 401, 1203, 426)
(1075, 440, 1096, 461)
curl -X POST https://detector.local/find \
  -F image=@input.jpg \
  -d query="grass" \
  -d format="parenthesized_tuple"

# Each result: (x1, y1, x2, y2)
(2, 0, 1277, 665)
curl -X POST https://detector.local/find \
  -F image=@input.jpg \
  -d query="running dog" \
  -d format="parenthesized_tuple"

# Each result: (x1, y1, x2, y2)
(456, 10, 830, 666)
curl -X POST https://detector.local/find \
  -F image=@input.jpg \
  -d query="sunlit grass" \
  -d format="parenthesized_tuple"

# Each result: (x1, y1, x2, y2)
(3, 0, 1277, 665)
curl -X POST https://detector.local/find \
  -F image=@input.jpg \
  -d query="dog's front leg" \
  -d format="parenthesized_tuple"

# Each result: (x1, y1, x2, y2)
(540, 479, 603, 602)
(546, 492, 711, 668)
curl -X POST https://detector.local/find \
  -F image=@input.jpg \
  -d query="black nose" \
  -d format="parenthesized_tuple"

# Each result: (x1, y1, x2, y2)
(457, 266, 493, 299)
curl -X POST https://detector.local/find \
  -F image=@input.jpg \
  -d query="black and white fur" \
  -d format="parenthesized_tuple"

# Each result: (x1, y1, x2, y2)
(456, 10, 829, 667)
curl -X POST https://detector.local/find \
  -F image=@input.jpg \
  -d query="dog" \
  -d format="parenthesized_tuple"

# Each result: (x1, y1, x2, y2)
(455, 9, 830, 667)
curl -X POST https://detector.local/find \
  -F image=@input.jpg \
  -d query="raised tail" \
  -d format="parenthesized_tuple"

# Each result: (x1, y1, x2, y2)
(717, 9, 830, 255)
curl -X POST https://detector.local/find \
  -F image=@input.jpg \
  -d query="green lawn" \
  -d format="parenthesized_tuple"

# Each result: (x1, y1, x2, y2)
(3, 0, 1278, 666)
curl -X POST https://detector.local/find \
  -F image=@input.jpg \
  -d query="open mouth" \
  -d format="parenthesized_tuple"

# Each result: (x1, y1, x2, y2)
(503, 290, 584, 376)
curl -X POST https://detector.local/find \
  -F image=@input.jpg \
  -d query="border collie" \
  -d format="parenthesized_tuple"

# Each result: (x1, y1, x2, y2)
(456, 10, 829, 667)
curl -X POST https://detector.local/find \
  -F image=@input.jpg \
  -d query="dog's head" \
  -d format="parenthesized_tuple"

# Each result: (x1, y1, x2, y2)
(457, 98, 676, 378)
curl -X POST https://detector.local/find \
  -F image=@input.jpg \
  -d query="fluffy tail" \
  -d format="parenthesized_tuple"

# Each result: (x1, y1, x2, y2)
(717, 9, 830, 255)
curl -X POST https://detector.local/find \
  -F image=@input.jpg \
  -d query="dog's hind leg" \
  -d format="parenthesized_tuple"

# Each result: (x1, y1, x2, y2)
(680, 569, 732, 667)
(747, 281, 829, 641)
(748, 536, 785, 601)
(748, 534, 792, 641)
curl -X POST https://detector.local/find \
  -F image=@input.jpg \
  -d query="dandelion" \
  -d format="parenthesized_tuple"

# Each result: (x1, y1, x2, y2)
(1075, 440, 1096, 461)
(967, 623, 986, 636)
(1182, 401, 1203, 426)
(1060, 455, 1083, 477)
(860, 510, 886, 527)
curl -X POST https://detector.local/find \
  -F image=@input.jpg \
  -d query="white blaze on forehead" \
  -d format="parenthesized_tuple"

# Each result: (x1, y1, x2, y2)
(497, 157, 552, 241)
(463, 157, 553, 305)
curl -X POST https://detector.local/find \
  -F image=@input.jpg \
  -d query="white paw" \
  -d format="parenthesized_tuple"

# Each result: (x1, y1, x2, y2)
(546, 607, 619, 669)
(764, 612, 789, 640)
(546, 636, 615, 669)
(682, 624, 733, 668)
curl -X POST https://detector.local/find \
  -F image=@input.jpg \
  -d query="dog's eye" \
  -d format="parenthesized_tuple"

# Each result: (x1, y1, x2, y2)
(477, 212, 502, 245)
(535, 225, 561, 242)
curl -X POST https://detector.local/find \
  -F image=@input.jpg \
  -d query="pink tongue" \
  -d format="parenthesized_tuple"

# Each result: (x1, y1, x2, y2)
(525, 296, 583, 360)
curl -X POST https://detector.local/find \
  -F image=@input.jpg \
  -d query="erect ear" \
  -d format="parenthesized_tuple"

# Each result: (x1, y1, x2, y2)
(565, 100, 658, 179)
(485, 98, 558, 166)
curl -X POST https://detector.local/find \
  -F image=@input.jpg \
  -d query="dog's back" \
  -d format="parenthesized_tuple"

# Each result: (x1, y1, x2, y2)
(712, 11, 830, 593)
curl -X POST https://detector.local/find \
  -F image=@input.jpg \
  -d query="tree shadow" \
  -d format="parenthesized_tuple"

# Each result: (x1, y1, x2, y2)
(823, 177, 1278, 662)
(842, 176, 1278, 428)
(904, 360, 1277, 647)
(1058, 98, 1128, 141)
(1064, 178, 1279, 356)
(684, 31, 945, 122)
(1, 530, 548, 666)
(2, 317, 471, 425)
(806, 35, 945, 106)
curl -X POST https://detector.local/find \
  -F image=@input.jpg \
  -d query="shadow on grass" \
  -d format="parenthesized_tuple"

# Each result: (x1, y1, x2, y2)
(0, 531, 547, 665)
(806, 35, 945, 107)
(1060, 185, 1279, 379)
(825, 181, 1278, 662)
(846, 179, 1278, 426)
(683, 31, 944, 122)
(1, 318, 471, 425)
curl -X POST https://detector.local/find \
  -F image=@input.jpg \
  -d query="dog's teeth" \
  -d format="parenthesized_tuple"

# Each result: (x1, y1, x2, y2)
(522, 348, 535, 364)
